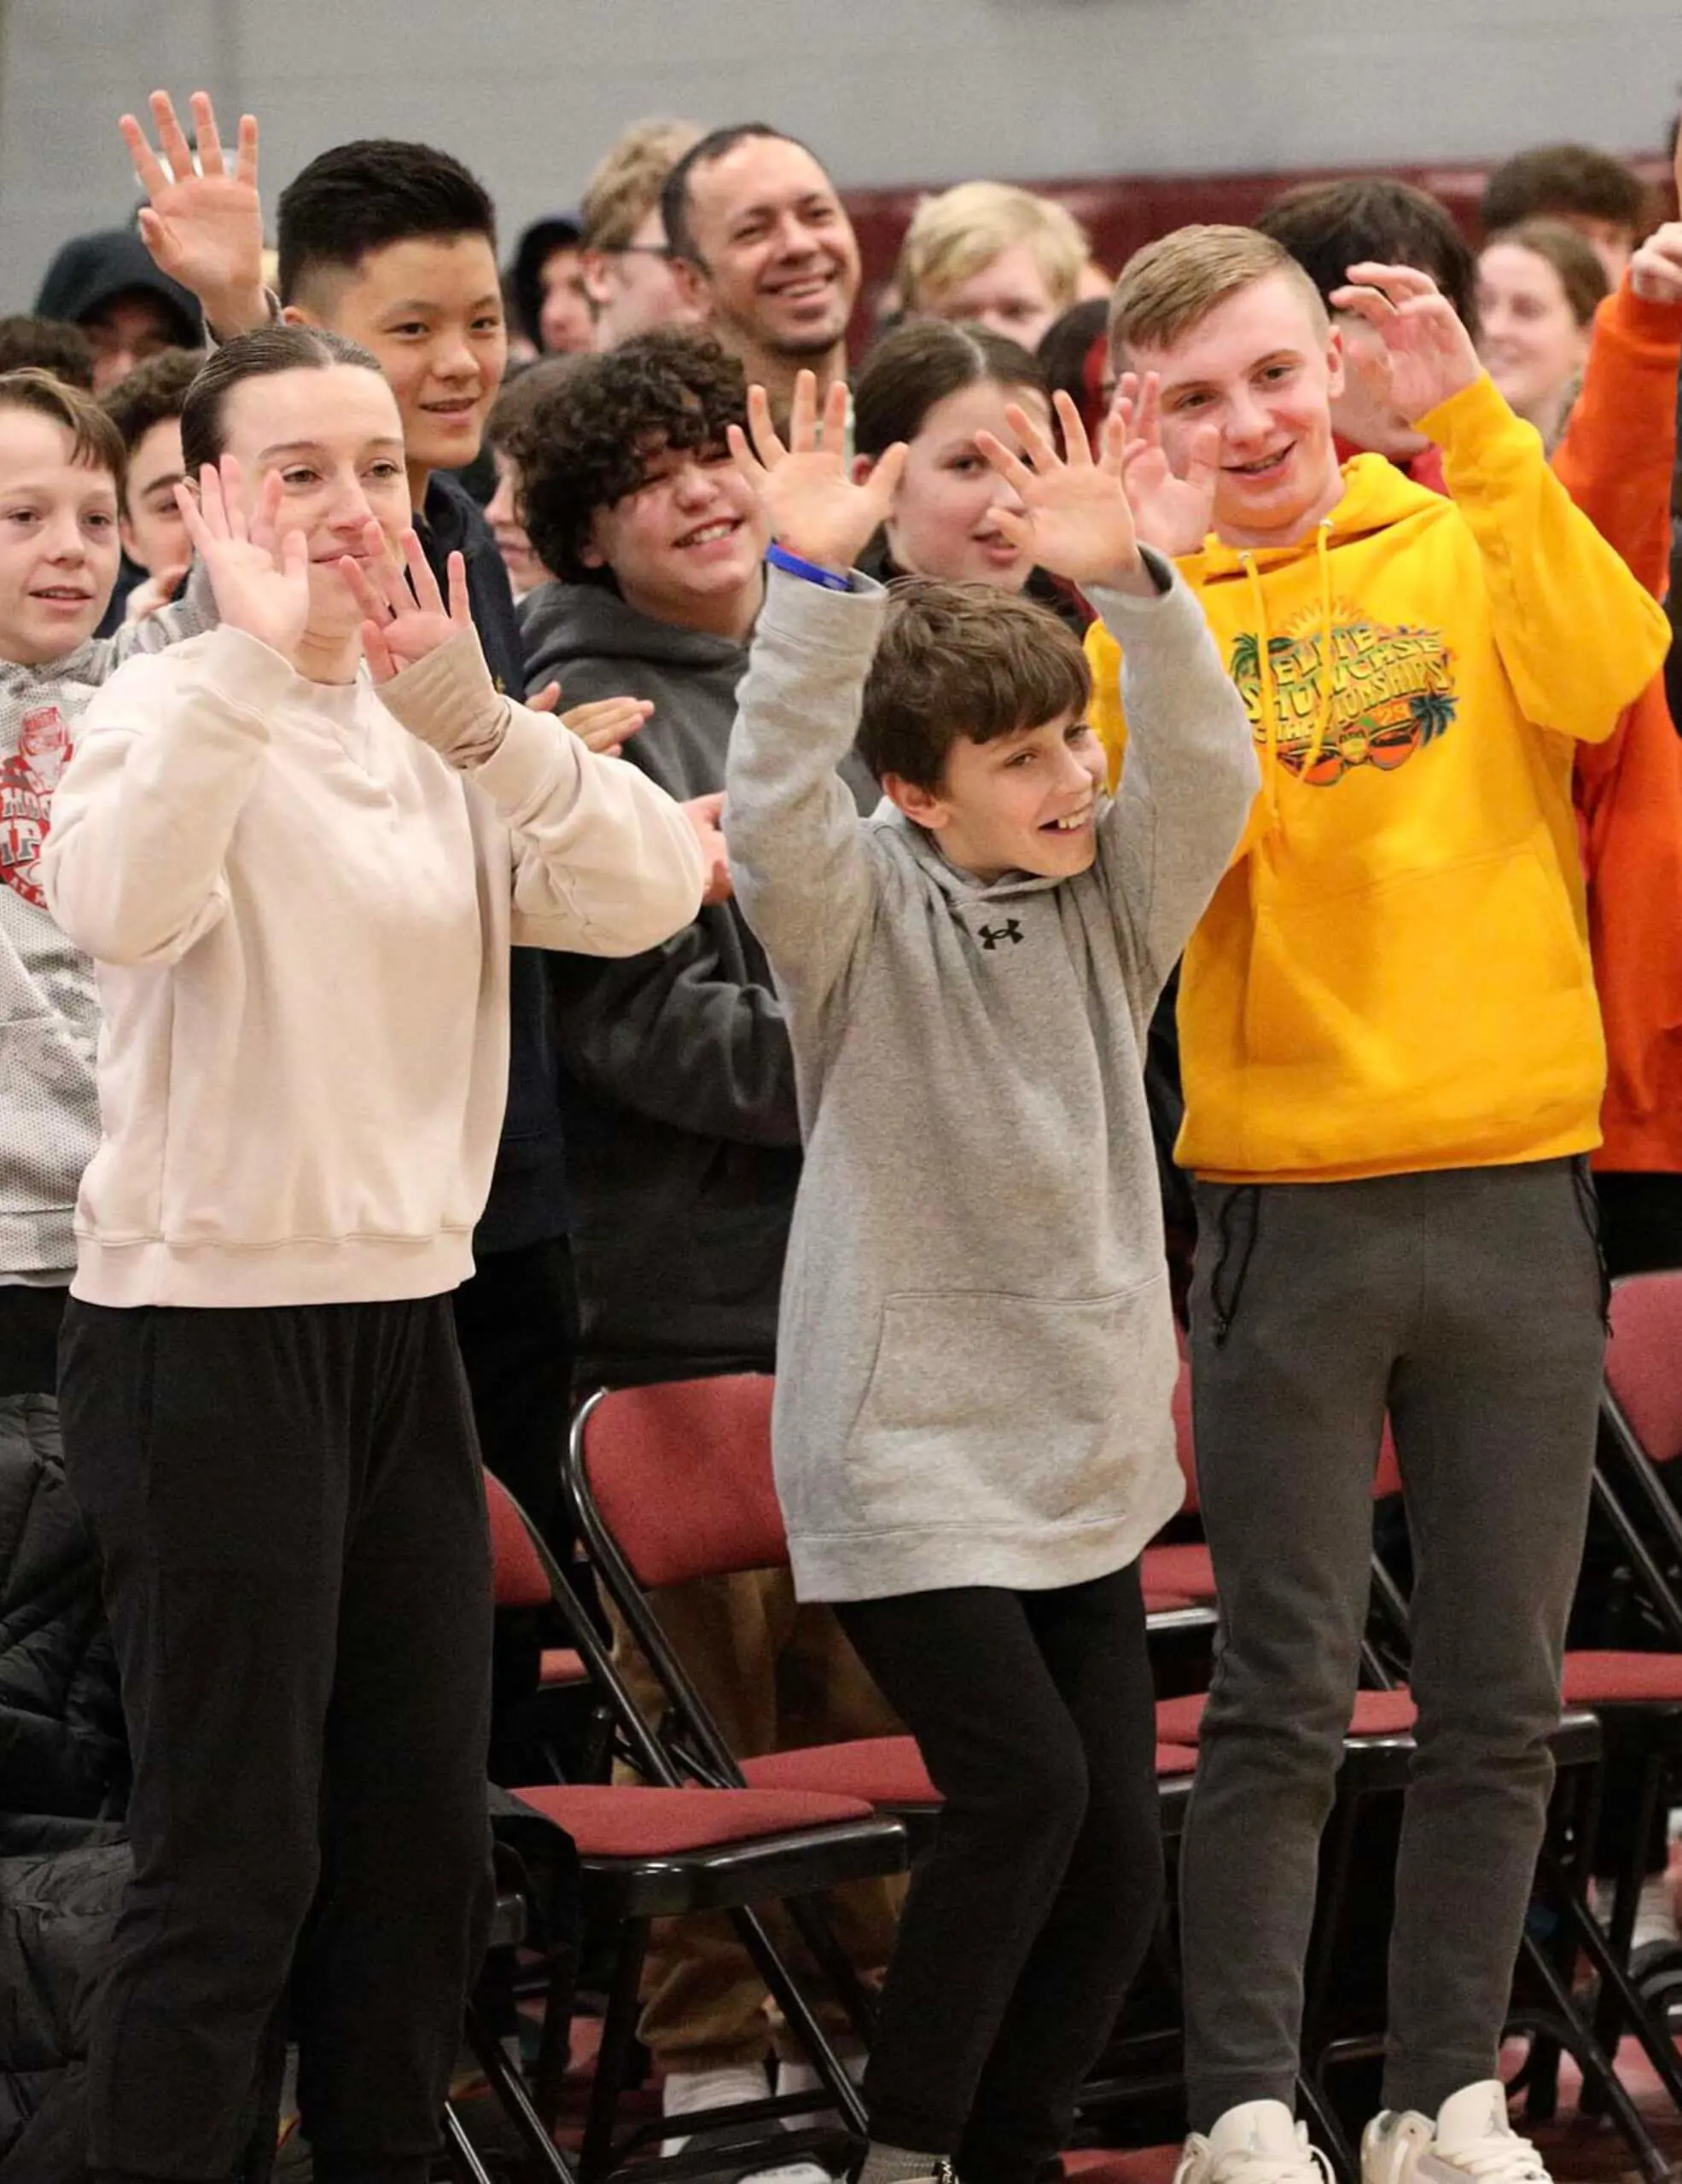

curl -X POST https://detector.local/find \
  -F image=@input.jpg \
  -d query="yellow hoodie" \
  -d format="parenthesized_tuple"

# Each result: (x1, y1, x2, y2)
(1085, 374, 1671, 1182)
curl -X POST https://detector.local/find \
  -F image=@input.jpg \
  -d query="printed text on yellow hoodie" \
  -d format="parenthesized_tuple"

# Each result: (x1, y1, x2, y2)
(1085, 375, 1671, 1182)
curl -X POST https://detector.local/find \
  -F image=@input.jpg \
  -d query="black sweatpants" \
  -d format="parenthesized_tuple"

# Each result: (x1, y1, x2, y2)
(58, 1294, 494, 2184)
(835, 1565, 1163, 2184)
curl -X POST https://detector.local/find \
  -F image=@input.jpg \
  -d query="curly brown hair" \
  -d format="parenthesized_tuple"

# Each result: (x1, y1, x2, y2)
(519, 328, 748, 589)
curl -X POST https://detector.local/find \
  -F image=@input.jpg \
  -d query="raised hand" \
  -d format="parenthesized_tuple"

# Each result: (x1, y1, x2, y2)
(1109, 372, 1221, 558)
(174, 459, 308, 663)
(1629, 222, 1682, 305)
(337, 526, 471, 682)
(973, 387, 1144, 589)
(1328, 263, 1481, 424)
(683, 791, 732, 905)
(121, 90, 267, 335)
(726, 371, 907, 575)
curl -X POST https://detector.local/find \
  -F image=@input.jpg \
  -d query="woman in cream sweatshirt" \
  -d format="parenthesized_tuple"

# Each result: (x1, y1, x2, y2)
(38, 324, 702, 2184)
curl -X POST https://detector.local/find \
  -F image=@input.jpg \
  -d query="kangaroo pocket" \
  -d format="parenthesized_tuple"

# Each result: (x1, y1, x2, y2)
(1240, 844, 1602, 1165)
(846, 1281, 1173, 1536)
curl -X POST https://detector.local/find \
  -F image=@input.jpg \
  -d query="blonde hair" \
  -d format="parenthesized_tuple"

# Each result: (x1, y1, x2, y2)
(897, 182, 1089, 317)
(1109, 224, 1328, 362)
(580, 119, 704, 253)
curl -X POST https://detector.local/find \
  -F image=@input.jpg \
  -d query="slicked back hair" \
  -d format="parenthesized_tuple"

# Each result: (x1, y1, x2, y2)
(178, 325, 385, 479)
(277, 139, 498, 305)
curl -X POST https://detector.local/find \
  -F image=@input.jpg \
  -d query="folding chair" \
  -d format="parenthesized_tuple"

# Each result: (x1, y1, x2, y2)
(483, 1468, 911, 2183)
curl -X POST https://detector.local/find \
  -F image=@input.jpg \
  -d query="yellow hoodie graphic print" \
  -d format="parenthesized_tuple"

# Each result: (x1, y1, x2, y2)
(1085, 374, 1672, 1183)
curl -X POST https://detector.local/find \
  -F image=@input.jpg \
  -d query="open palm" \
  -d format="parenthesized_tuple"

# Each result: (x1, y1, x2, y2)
(336, 526, 473, 682)
(122, 90, 265, 327)
(177, 458, 309, 664)
(1111, 373, 1220, 559)
(1328, 264, 1481, 423)
(728, 373, 906, 574)
(975, 390, 1140, 585)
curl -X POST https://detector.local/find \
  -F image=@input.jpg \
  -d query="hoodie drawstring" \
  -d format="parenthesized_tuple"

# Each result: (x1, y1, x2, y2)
(1239, 519, 1338, 829)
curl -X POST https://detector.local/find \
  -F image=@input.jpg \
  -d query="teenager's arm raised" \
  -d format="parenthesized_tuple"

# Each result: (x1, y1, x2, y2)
(722, 375, 903, 1010)
(123, 90, 271, 339)
(1333, 261, 1670, 741)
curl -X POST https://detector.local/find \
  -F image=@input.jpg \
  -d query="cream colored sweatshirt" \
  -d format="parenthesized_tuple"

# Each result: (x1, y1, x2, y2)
(40, 623, 703, 1308)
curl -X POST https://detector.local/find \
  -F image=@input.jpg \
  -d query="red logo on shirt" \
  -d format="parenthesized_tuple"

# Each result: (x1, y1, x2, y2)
(0, 706, 73, 908)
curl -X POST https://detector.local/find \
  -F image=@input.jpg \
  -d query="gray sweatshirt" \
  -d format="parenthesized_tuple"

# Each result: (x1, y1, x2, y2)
(725, 557, 1259, 1602)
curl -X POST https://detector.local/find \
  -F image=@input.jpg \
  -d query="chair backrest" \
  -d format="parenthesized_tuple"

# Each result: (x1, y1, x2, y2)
(1171, 1348, 1198, 1513)
(1373, 1418, 1402, 1500)
(1606, 1272, 1682, 1467)
(575, 1375, 786, 1589)
(483, 1468, 554, 1611)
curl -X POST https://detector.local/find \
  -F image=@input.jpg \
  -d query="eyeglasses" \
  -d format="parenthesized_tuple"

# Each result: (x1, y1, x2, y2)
(602, 243, 674, 262)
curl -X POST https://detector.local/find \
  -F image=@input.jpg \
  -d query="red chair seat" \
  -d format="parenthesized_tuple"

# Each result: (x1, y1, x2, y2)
(1155, 1687, 1418, 1744)
(1144, 1589, 1203, 1616)
(511, 1783, 876, 1857)
(1141, 1542, 1216, 1601)
(539, 1647, 587, 1688)
(1155, 1744, 1199, 1778)
(1563, 1651, 1682, 1705)
(741, 1734, 940, 1805)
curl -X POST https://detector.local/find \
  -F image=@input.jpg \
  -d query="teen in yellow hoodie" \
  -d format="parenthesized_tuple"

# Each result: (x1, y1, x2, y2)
(1084, 230, 1669, 2184)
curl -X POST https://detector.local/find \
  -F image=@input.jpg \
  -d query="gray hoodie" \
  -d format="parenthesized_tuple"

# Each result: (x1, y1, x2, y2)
(725, 557, 1259, 1603)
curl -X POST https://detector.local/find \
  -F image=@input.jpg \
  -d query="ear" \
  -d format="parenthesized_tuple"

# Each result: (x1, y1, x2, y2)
(882, 770, 952, 832)
(279, 301, 318, 328)
(850, 452, 876, 487)
(669, 255, 712, 316)
(579, 248, 613, 311)
(579, 511, 609, 572)
(118, 514, 138, 561)
(1324, 318, 1347, 402)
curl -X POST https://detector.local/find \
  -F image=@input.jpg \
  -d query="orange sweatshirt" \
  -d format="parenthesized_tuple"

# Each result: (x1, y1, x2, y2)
(1087, 375, 1672, 1182)
(1553, 281, 1682, 1176)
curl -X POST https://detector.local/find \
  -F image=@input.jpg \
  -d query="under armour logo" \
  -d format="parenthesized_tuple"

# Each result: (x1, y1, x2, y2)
(977, 920, 1023, 950)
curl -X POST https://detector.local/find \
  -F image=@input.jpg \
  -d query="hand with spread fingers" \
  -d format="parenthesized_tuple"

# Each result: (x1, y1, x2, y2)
(974, 387, 1149, 591)
(727, 370, 906, 576)
(174, 458, 309, 664)
(336, 526, 473, 682)
(1109, 370, 1222, 558)
(1328, 262, 1482, 424)
(121, 89, 268, 338)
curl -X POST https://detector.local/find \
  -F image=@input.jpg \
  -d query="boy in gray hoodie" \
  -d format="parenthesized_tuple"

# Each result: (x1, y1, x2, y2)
(724, 371, 1258, 2184)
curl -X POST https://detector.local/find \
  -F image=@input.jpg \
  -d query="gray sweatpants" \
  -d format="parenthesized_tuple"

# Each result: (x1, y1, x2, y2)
(1179, 1158, 1606, 2127)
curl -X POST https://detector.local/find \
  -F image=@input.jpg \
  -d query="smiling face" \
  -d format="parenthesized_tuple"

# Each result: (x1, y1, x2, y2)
(1127, 270, 1347, 549)
(214, 362, 410, 641)
(119, 414, 189, 576)
(1475, 241, 1591, 430)
(296, 234, 509, 488)
(924, 243, 1063, 351)
(889, 706, 1107, 883)
(877, 378, 1048, 590)
(678, 136, 860, 366)
(581, 437, 767, 636)
(0, 409, 121, 665)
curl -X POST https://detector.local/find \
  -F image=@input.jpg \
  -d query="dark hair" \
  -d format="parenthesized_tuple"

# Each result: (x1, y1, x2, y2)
(178, 325, 385, 479)
(1481, 144, 1649, 241)
(277, 139, 498, 304)
(854, 319, 1046, 461)
(485, 352, 589, 463)
(509, 216, 582, 348)
(520, 328, 748, 589)
(858, 578, 1091, 790)
(1483, 218, 1612, 328)
(0, 368, 126, 491)
(0, 316, 96, 392)
(1035, 299, 1111, 446)
(101, 346, 202, 450)
(661, 124, 824, 266)
(1258, 177, 1481, 338)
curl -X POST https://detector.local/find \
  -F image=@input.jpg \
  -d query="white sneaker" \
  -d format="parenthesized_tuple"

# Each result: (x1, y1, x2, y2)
(1177, 2100, 1334, 2184)
(1362, 2081, 1550, 2184)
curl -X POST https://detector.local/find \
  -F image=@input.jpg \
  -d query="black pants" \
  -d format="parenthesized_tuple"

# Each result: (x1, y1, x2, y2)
(58, 1295, 494, 2184)
(835, 1565, 1163, 2184)
(451, 1236, 578, 1552)
(0, 1279, 66, 1395)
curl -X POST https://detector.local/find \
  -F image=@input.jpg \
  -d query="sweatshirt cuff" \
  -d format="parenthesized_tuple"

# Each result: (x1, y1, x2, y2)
(1085, 547, 1176, 626)
(381, 627, 509, 767)
(759, 561, 888, 655)
(1606, 277, 1682, 357)
(1413, 370, 1523, 450)
(190, 624, 296, 729)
